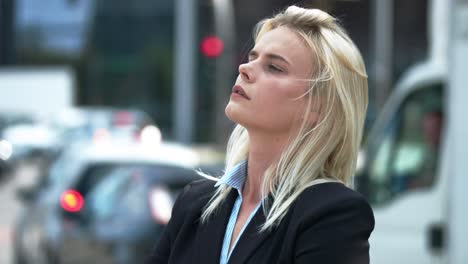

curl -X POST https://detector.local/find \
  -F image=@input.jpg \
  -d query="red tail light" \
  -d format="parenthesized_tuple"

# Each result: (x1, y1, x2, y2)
(60, 189, 84, 212)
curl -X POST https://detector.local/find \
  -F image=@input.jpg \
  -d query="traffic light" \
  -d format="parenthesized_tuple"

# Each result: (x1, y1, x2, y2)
(200, 35, 224, 58)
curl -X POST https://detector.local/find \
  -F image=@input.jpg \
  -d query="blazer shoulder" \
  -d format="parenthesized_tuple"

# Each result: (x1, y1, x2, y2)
(290, 182, 375, 263)
(171, 178, 217, 215)
(165, 179, 216, 231)
(296, 182, 370, 206)
(179, 178, 217, 201)
(293, 182, 374, 226)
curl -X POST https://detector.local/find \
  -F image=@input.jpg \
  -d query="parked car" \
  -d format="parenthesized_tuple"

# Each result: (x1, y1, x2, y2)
(13, 140, 206, 264)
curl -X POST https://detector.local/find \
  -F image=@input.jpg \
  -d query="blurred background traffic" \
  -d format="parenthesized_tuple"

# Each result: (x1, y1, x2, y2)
(1, 0, 467, 263)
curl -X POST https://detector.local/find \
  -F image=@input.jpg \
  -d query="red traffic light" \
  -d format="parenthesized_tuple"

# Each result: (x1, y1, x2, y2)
(60, 189, 84, 212)
(200, 36, 224, 57)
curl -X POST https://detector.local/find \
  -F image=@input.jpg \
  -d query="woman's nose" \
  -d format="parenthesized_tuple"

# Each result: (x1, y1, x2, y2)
(238, 62, 255, 82)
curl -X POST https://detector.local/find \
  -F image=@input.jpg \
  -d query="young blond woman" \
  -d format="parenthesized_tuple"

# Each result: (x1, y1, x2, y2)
(147, 6, 374, 264)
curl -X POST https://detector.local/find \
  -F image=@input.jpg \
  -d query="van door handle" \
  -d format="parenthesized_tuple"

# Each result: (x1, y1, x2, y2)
(428, 223, 444, 252)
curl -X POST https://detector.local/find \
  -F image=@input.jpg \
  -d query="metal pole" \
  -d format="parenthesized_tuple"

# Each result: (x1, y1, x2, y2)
(447, 0, 468, 263)
(173, 0, 197, 143)
(373, 0, 394, 111)
(213, 0, 235, 147)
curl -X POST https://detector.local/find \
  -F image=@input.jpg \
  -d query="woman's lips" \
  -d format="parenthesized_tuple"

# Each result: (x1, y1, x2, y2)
(231, 85, 250, 100)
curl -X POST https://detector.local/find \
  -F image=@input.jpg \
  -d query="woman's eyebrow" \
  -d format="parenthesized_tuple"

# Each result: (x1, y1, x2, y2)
(248, 50, 291, 65)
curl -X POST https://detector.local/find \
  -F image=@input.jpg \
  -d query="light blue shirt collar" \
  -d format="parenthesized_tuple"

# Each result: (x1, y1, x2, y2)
(214, 160, 248, 193)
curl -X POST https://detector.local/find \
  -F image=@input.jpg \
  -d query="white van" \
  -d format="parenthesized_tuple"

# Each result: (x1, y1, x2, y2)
(356, 60, 448, 264)
(356, 0, 468, 262)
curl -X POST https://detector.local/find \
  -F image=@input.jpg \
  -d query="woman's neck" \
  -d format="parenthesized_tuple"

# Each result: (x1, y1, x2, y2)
(243, 131, 289, 204)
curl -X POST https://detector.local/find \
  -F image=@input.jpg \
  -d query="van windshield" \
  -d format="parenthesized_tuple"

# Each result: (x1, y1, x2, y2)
(356, 83, 444, 205)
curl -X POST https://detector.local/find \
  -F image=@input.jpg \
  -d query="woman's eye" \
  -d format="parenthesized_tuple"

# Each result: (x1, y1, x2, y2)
(268, 64, 283, 73)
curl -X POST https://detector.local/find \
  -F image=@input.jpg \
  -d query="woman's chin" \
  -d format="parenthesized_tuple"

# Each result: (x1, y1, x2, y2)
(225, 106, 239, 122)
(225, 105, 246, 125)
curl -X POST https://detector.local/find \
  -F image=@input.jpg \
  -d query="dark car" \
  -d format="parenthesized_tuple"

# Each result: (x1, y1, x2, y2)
(13, 141, 205, 264)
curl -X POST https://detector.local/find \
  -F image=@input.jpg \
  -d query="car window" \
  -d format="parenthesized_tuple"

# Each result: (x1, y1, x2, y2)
(82, 164, 197, 220)
(84, 167, 132, 220)
(45, 151, 82, 188)
(73, 164, 117, 197)
(142, 165, 196, 184)
(357, 83, 444, 205)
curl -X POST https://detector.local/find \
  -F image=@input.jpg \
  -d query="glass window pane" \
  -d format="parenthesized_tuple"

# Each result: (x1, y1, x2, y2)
(361, 83, 444, 205)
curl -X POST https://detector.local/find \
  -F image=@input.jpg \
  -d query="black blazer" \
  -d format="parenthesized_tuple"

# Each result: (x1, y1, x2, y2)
(146, 179, 374, 264)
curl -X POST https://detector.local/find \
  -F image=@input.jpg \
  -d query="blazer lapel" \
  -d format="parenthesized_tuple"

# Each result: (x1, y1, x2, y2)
(227, 202, 273, 264)
(193, 188, 238, 263)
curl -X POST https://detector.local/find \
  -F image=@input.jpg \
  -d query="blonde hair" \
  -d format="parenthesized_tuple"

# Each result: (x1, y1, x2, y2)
(201, 6, 368, 230)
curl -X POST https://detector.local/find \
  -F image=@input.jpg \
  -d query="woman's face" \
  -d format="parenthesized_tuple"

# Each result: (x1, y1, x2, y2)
(225, 26, 314, 136)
